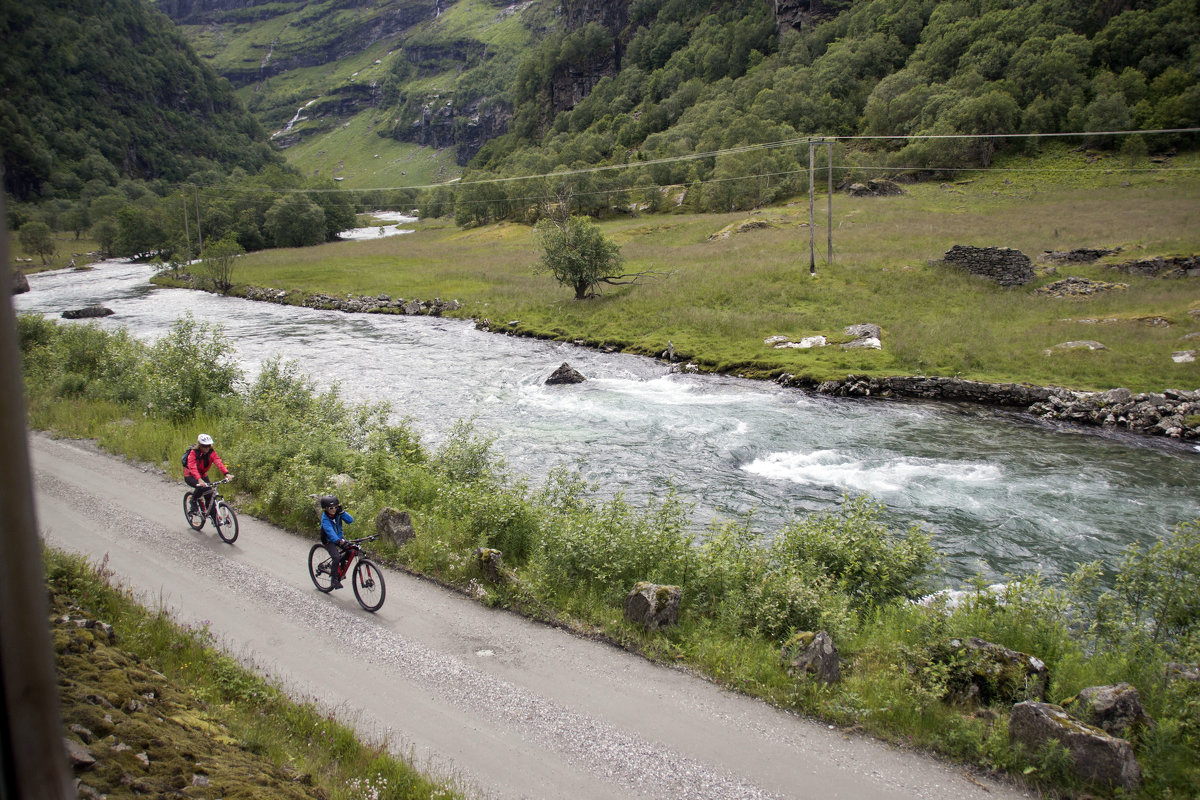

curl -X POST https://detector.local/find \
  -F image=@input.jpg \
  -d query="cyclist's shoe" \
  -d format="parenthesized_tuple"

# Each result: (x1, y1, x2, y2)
(188, 500, 198, 514)
(331, 579, 343, 590)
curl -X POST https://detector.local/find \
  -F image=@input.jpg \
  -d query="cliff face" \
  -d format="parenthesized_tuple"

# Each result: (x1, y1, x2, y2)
(548, 0, 629, 116)
(160, 0, 435, 86)
(773, 0, 842, 31)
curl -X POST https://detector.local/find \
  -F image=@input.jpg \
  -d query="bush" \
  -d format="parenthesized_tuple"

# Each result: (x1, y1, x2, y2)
(143, 312, 241, 421)
(771, 495, 937, 611)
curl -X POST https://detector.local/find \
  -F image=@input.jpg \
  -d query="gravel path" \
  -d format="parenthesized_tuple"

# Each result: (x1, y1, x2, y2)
(31, 433, 1033, 800)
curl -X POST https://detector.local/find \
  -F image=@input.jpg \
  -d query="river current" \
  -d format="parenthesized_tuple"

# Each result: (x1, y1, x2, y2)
(16, 247, 1200, 586)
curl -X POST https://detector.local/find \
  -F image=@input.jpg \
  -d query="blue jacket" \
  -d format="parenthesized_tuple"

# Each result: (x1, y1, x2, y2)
(321, 510, 354, 544)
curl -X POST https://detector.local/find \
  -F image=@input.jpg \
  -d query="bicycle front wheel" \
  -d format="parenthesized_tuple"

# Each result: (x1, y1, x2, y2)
(214, 501, 239, 544)
(183, 492, 205, 530)
(352, 559, 386, 612)
(308, 544, 335, 593)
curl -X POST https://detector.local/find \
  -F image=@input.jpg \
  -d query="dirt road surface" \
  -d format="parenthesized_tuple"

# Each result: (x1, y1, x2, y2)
(30, 433, 1032, 800)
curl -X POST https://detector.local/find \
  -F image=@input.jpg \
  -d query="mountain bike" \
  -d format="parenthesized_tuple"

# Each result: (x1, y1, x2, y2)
(183, 476, 238, 544)
(308, 535, 386, 612)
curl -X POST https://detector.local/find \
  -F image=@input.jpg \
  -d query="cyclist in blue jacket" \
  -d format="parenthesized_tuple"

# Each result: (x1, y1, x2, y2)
(319, 495, 354, 589)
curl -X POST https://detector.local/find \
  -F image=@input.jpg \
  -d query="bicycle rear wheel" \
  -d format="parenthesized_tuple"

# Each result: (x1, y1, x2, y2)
(352, 559, 386, 612)
(308, 544, 335, 593)
(214, 501, 239, 544)
(183, 492, 205, 530)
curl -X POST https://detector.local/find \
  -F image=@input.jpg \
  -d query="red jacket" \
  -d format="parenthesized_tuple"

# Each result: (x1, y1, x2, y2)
(185, 447, 228, 482)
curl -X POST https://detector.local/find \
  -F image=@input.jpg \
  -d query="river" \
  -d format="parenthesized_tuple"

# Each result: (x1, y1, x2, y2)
(16, 251, 1200, 586)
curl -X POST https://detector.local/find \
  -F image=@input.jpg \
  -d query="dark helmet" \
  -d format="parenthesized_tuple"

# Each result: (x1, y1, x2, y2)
(319, 495, 340, 510)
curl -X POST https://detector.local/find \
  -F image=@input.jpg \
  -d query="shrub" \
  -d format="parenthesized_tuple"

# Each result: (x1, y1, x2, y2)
(771, 494, 937, 611)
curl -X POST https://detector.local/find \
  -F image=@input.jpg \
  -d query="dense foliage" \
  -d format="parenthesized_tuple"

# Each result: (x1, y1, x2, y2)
(0, 0, 279, 202)
(443, 0, 1199, 222)
(18, 315, 1200, 796)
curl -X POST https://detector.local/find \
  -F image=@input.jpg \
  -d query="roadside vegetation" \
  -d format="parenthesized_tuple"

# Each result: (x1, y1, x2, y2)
(161, 150, 1200, 394)
(45, 547, 463, 800)
(18, 313, 1200, 798)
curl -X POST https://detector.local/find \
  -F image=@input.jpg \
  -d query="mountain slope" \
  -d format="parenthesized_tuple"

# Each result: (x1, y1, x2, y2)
(0, 0, 279, 201)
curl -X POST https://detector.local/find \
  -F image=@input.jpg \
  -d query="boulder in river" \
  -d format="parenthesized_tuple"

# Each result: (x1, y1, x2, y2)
(546, 362, 585, 385)
(61, 305, 113, 319)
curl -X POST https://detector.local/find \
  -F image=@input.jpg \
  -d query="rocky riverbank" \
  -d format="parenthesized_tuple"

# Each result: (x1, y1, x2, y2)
(785, 374, 1200, 442)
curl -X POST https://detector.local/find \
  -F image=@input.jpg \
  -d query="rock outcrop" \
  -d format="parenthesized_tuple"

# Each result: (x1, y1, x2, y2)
(375, 507, 415, 547)
(781, 631, 841, 684)
(623, 582, 681, 631)
(1009, 701, 1141, 792)
(1068, 683, 1153, 738)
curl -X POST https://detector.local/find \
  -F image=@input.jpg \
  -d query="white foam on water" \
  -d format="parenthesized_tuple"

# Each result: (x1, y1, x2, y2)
(741, 449, 1002, 496)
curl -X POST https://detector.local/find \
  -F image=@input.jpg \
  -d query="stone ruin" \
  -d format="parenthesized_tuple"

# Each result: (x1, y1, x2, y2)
(940, 245, 1034, 286)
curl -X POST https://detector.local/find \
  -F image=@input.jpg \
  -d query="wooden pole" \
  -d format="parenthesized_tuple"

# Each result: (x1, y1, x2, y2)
(194, 185, 203, 254)
(826, 141, 834, 267)
(0, 194, 74, 800)
(808, 140, 816, 276)
(181, 188, 190, 256)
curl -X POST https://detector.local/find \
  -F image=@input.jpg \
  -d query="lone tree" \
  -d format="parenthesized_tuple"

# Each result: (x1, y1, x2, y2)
(200, 234, 244, 293)
(18, 221, 56, 265)
(534, 215, 663, 299)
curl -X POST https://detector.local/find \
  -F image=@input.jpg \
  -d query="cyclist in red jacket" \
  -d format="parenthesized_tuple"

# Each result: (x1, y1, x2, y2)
(185, 433, 232, 518)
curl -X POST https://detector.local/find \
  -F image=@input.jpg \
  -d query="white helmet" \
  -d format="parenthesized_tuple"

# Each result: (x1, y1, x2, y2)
(197, 433, 214, 446)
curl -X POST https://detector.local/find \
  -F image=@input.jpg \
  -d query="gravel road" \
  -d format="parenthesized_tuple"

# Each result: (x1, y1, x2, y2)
(30, 432, 1033, 800)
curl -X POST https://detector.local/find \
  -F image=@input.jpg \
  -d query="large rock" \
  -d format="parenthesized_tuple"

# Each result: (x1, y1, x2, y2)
(546, 362, 585, 385)
(933, 637, 1048, 705)
(781, 630, 841, 684)
(473, 547, 506, 584)
(623, 582, 681, 631)
(61, 305, 114, 319)
(1069, 683, 1153, 738)
(1009, 701, 1141, 792)
(9, 268, 29, 294)
(375, 507, 415, 546)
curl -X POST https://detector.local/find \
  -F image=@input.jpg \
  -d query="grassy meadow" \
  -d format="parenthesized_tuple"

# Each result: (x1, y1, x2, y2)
(222, 148, 1200, 394)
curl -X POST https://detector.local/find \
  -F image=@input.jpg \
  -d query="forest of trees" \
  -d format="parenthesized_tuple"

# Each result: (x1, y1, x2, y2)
(446, 0, 1199, 224)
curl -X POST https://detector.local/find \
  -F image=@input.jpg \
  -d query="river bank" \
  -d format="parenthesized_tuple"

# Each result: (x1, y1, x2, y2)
(161, 274, 1200, 445)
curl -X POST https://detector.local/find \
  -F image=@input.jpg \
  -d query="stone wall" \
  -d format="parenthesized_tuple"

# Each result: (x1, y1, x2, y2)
(941, 245, 1034, 286)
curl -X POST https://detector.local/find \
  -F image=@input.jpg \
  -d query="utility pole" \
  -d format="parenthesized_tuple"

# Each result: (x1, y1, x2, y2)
(181, 187, 190, 256)
(826, 140, 834, 267)
(194, 185, 203, 254)
(808, 140, 816, 276)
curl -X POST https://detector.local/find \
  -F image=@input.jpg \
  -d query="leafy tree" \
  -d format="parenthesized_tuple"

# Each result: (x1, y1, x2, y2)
(264, 195, 326, 247)
(535, 214, 623, 299)
(534, 213, 666, 299)
(200, 233, 244, 293)
(114, 205, 166, 258)
(18, 221, 56, 264)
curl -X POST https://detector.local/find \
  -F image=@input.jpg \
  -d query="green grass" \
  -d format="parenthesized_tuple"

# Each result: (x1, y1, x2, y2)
(12, 233, 103, 272)
(281, 108, 459, 187)
(220, 151, 1200, 393)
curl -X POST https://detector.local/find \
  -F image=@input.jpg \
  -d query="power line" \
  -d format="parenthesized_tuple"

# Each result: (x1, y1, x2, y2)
(178, 126, 1200, 199)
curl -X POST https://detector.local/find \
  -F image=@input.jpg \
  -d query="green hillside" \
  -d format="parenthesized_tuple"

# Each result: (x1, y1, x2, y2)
(0, 0, 280, 202)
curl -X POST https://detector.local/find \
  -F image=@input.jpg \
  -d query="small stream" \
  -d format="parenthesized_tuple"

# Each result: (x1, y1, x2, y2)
(16, 254, 1200, 586)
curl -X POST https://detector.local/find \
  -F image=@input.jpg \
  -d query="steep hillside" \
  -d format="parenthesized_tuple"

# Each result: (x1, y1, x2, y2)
(0, 0, 279, 202)
(163, 0, 548, 186)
